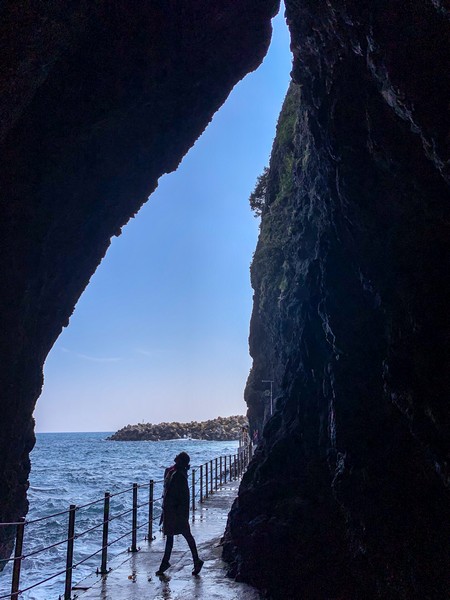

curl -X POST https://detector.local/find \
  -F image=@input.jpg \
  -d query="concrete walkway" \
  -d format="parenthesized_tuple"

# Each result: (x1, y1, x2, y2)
(76, 483, 260, 600)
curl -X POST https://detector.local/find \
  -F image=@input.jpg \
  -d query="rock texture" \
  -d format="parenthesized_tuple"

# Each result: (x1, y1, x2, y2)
(225, 2, 450, 598)
(0, 0, 278, 560)
(108, 415, 248, 441)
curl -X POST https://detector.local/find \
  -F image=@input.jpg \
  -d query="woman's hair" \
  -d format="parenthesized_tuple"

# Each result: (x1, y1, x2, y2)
(174, 452, 190, 468)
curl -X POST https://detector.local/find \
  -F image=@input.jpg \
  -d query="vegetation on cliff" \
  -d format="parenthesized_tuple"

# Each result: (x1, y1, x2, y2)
(249, 166, 269, 217)
(108, 415, 248, 441)
(248, 83, 300, 222)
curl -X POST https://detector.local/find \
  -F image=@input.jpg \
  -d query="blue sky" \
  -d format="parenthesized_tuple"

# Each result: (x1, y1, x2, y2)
(34, 8, 292, 432)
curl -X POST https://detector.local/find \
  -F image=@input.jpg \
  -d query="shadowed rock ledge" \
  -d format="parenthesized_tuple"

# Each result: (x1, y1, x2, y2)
(224, 1, 450, 598)
(0, 0, 279, 560)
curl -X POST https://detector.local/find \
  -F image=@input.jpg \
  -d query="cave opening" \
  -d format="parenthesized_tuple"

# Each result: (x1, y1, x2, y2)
(33, 7, 292, 435)
(0, 3, 291, 596)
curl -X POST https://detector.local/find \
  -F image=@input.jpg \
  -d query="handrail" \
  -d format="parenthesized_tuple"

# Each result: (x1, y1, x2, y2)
(76, 496, 107, 511)
(107, 529, 132, 548)
(0, 443, 252, 600)
(72, 546, 104, 570)
(25, 508, 71, 526)
(74, 520, 105, 540)
(108, 485, 136, 499)
(0, 567, 68, 598)
(107, 507, 134, 523)
(22, 537, 68, 559)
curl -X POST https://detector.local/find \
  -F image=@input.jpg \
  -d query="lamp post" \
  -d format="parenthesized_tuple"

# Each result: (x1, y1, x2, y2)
(262, 379, 273, 415)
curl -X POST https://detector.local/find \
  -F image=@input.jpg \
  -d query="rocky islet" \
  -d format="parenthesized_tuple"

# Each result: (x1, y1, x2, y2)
(108, 415, 248, 442)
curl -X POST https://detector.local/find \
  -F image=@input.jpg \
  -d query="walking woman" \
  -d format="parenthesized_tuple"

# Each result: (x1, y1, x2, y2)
(156, 451, 204, 576)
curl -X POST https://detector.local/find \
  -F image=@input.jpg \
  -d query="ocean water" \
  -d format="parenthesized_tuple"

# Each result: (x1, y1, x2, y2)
(0, 432, 239, 600)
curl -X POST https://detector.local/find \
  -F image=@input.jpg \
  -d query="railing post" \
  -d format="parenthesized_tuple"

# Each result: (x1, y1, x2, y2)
(200, 464, 204, 503)
(64, 505, 76, 600)
(229, 455, 232, 481)
(215, 458, 218, 490)
(224, 455, 227, 484)
(130, 483, 138, 552)
(234, 454, 237, 479)
(10, 518, 25, 600)
(148, 480, 154, 542)
(100, 492, 110, 575)
(220, 456, 223, 486)
(192, 469, 196, 516)
(205, 462, 209, 499)
(210, 460, 213, 494)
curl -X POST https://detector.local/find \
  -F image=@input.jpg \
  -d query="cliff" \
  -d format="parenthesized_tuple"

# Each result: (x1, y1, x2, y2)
(224, 2, 450, 598)
(109, 415, 248, 442)
(0, 0, 278, 561)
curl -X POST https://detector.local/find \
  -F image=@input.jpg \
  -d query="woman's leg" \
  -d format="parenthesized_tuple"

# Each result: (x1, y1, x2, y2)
(162, 534, 174, 563)
(156, 535, 174, 573)
(182, 530, 199, 561)
(182, 527, 204, 574)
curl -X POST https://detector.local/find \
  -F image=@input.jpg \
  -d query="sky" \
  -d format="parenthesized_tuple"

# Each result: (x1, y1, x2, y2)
(34, 7, 292, 433)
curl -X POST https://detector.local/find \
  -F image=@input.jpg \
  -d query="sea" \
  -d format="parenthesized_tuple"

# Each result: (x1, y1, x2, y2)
(0, 432, 240, 600)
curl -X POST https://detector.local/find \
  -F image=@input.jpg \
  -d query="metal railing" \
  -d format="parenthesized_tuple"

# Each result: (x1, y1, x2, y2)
(0, 444, 252, 600)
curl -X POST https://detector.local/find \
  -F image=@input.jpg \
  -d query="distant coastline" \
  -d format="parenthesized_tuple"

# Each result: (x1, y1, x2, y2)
(107, 415, 248, 441)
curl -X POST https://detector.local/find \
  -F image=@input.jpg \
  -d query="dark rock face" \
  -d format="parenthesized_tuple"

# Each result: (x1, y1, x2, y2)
(225, 2, 450, 598)
(0, 0, 278, 560)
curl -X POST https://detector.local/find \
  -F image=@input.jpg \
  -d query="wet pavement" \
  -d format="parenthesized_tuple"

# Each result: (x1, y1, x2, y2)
(76, 483, 260, 600)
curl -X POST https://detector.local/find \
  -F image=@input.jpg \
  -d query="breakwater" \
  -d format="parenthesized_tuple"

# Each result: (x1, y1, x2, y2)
(108, 415, 248, 442)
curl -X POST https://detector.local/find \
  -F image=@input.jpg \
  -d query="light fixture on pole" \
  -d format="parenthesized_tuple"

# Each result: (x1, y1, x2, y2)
(262, 380, 274, 415)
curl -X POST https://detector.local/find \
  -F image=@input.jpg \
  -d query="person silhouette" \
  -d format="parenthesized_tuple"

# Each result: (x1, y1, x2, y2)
(156, 451, 204, 576)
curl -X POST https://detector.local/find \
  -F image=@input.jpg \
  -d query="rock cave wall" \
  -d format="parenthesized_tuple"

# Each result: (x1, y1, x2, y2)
(225, 2, 450, 599)
(0, 0, 279, 559)
(1, 1, 449, 597)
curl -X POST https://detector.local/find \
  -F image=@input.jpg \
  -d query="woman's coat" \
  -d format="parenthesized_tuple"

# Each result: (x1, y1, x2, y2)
(162, 466, 190, 536)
